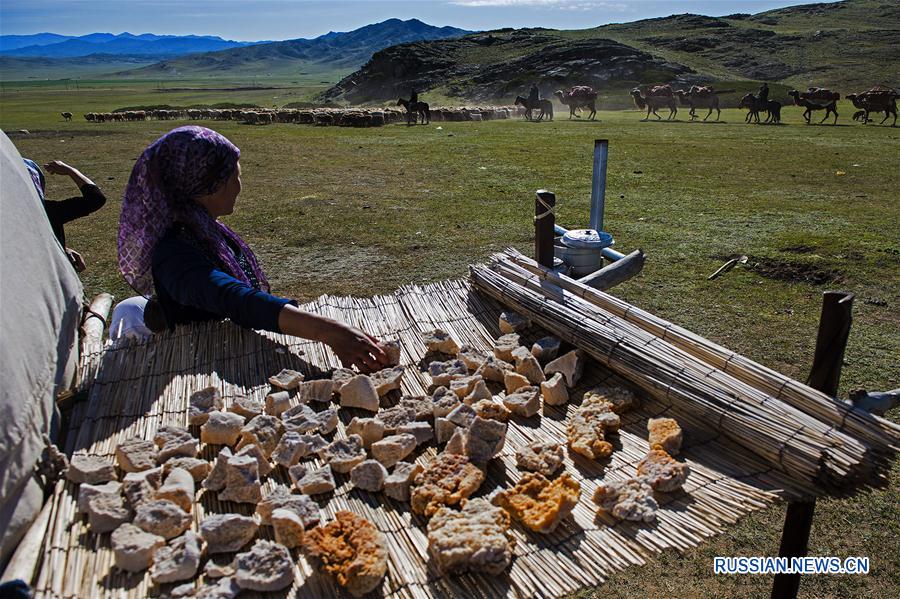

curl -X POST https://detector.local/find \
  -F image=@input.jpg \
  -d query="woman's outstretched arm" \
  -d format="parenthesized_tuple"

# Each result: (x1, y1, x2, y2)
(154, 235, 388, 372)
(277, 305, 388, 372)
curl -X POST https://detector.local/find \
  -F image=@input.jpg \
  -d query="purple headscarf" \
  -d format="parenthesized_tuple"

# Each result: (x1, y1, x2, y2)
(118, 126, 269, 296)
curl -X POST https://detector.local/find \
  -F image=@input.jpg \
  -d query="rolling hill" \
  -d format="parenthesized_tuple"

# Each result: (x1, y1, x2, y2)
(322, 0, 899, 105)
(0, 54, 161, 81)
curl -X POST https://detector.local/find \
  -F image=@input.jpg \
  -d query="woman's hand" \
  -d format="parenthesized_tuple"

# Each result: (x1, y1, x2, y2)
(65, 247, 86, 272)
(44, 160, 75, 176)
(44, 160, 95, 188)
(321, 321, 389, 373)
(276, 305, 389, 373)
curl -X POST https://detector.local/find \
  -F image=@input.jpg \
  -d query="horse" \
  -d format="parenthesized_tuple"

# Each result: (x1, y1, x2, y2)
(514, 96, 553, 121)
(739, 93, 781, 124)
(396, 97, 430, 125)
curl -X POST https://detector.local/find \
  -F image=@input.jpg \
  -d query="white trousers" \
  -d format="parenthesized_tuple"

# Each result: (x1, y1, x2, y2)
(109, 296, 152, 344)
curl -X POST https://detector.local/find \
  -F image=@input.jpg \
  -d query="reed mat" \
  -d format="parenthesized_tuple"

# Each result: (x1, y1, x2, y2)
(34, 280, 877, 598)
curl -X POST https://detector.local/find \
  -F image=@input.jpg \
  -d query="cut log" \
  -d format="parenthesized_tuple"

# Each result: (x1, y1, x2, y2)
(578, 249, 645, 290)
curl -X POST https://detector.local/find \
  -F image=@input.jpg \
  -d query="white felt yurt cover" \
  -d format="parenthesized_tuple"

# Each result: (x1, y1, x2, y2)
(0, 130, 84, 568)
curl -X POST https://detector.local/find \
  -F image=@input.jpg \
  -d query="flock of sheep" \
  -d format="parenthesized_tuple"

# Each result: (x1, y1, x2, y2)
(77, 106, 523, 127)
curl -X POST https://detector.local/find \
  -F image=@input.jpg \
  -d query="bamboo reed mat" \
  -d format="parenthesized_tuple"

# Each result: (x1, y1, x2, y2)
(38, 280, 818, 599)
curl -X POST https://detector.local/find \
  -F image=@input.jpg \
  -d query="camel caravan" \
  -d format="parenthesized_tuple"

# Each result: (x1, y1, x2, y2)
(632, 84, 740, 122)
(69, 84, 897, 128)
(628, 82, 897, 126)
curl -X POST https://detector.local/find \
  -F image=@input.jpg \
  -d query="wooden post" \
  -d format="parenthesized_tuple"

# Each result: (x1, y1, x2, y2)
(535, 189, 556, 268)
(771, 291, 854, 599)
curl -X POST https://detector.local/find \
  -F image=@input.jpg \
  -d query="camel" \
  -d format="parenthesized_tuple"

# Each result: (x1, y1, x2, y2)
(554, 86, 597, 120)
(514, 96, 553, 121)
(788, 89, 839, 125)
(846, 88, 897, 126)
(396, 97, 430, 125)
(739, 93, 781, 124)
(674, 86, 721, 121)
(631, 88, 677, 121)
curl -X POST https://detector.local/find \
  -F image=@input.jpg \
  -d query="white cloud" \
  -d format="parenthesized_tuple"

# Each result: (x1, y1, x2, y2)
(451, 0, 627, 9)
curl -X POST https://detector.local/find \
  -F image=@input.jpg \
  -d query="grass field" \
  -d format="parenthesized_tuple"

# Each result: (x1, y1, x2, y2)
(1, 82, 898, 598)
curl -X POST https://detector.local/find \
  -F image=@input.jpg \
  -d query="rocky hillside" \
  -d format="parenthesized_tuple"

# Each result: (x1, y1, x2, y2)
(592, 0, 899, 88)
(323, 32, 691, 103)
(322, 0, 899, 105)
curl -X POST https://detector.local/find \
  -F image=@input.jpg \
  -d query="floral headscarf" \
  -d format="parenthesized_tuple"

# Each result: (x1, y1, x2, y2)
(23, 158, 46, 201)
(117, 126, 268, 296)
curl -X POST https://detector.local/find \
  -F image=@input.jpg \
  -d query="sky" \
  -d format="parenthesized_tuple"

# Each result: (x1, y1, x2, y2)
(0, 0, 820, 41)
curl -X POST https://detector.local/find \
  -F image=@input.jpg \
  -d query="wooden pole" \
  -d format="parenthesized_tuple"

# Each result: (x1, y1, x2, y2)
(578, 248, 645, 290)
(771, 291, 854, 599)
(1, 494, 54, 585)
(589, 139, 608, 233)
(81, 292, 113, 356)
(534, 189, 556, 268)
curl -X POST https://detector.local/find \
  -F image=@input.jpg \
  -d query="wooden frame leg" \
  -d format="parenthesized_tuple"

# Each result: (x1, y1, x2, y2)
(771, 291, 854, 599)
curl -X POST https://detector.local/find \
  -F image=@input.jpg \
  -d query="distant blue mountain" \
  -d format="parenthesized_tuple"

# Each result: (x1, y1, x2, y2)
(0, 32, 255, 58)
(0, 32, 73, 52)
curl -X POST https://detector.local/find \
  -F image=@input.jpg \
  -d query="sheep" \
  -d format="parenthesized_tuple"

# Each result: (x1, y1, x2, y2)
(314, 112, 334, 126)
(69, 103, 525, 128)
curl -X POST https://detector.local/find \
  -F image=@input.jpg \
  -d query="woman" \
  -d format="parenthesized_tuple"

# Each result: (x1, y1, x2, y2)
(24, 158, 107, 272)
(116, 126, 387, 371)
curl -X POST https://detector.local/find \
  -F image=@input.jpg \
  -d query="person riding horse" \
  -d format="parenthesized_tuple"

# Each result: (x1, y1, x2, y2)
(397, 91, 430, 125)
(758, 82, 769, 105)
(528, 84, 540, 111)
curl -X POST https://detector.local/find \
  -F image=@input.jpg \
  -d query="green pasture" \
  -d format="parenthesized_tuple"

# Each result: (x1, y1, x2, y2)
(0, 78, 333, 128)
(1, 84, 898, 598)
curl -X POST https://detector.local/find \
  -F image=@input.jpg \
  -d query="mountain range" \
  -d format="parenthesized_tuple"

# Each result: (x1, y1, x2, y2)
(0, 20, 471, 80)
(113, 19, 471, 78)
(0, 32, 255, 57)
